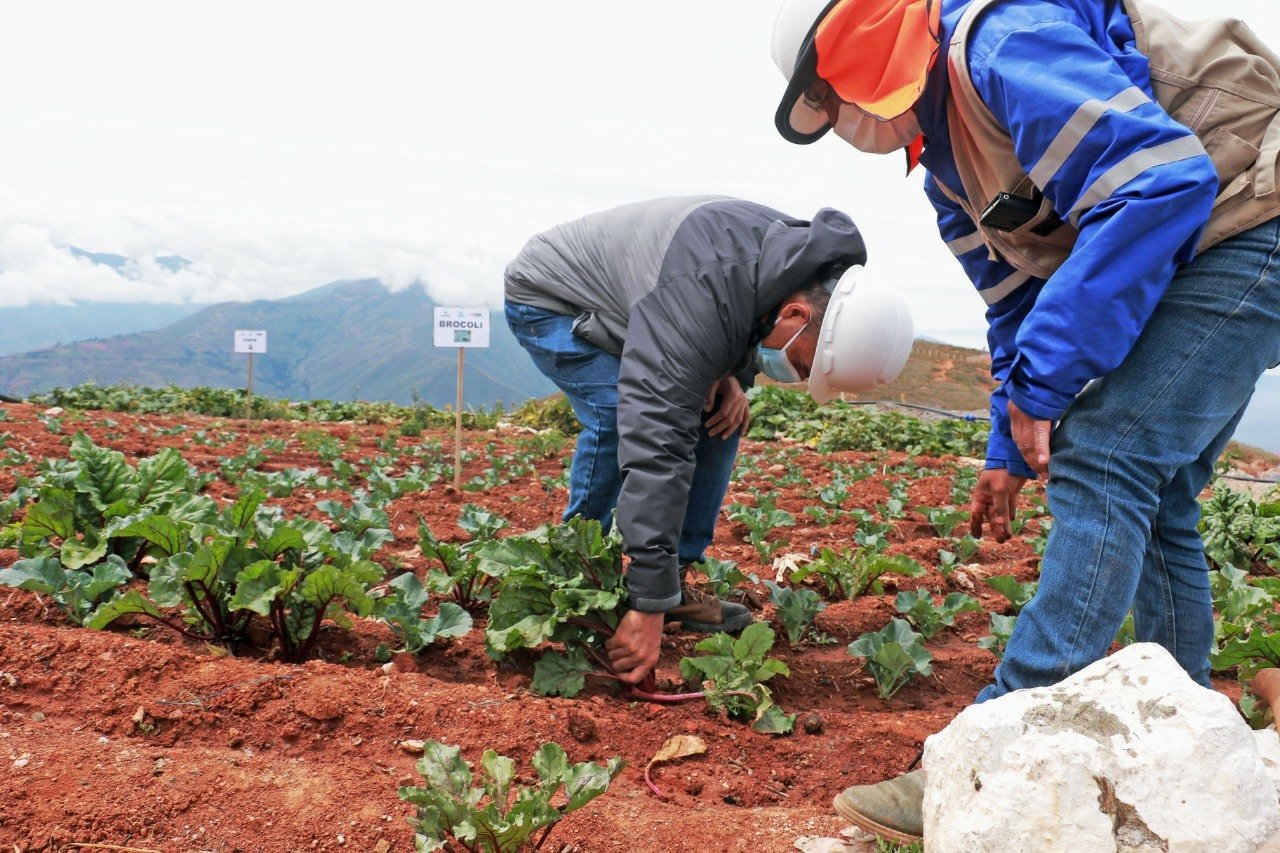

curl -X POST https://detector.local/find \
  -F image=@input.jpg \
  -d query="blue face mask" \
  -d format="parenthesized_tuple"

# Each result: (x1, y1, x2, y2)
(758, 322, 808, 383)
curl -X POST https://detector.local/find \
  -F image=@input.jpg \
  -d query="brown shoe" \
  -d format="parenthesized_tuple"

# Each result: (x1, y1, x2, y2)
(665, 584, 754, 633)
(833, 769, 924, 843)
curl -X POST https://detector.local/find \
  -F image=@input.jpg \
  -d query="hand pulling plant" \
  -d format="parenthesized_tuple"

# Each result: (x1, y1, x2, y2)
(397, 740, 623, 853)
(483, 518, 794, 730)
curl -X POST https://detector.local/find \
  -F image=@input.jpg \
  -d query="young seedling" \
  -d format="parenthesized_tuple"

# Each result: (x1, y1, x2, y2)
(894, 589, 983, 641)
(725, 495, 795, 562)
(948, 534, 981, 563)
(398, 740, 623, 853)
(790, 547, 925, 601)
(985, 575, 1038, 615)
(765, 580, 826, 645)
(978, 613, 1017, 659)
(419, 504, 511, 610)
(848, 619, 934, 700)
(695, 557, 757, 601)
(916, 506, 969, 539)
(678, 622, 795, 734)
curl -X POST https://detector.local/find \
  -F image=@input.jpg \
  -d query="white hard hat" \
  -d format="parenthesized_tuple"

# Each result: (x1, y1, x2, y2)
(808, 265, 914, 404)
(771, 0, 841, 144)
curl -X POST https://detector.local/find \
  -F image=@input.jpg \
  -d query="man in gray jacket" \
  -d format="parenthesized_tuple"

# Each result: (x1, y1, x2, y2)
(505, 195, 911, 683)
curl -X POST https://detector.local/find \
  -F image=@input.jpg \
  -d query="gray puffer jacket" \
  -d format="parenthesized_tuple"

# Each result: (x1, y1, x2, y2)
(505, 196, 866, 612)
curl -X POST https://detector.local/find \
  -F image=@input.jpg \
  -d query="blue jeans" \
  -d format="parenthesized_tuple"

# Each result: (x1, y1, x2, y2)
(504, 301, 740, 565)
(978, 217, 1280, 702)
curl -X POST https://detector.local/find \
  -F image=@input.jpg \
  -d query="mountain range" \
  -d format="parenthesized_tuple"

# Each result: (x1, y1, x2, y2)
(0, 278, 556, 408)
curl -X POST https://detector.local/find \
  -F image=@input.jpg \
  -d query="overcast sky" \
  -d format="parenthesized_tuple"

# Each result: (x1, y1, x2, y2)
(0, 0, 1276, 352)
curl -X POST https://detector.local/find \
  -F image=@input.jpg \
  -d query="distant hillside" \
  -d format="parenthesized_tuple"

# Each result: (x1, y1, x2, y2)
(0, 303, 204, 357)
(0, 279, 556, 408)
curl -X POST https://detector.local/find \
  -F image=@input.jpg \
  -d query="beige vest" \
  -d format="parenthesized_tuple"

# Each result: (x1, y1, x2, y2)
(939, 0, 1280, 284)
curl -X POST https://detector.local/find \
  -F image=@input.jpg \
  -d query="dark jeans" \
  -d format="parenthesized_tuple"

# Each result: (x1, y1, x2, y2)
(505, 301, 740, 565)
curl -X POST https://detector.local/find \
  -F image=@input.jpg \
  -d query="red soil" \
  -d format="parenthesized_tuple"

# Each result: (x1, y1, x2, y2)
(0, 403, 1238, 852)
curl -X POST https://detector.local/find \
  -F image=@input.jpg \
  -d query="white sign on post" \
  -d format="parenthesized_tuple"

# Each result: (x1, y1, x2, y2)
(234, 330, 268, 354)
(433, 309, 491, 349)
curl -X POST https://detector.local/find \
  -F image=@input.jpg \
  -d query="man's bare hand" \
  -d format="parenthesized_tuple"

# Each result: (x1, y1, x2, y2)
(705, 376, 751, 439)
(969, 468, 1028, 543)
(1008, 401, 1052, 478)
(605, 610, 664, 684)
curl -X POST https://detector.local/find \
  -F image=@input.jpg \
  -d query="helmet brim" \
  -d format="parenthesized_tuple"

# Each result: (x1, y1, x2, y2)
(774, 41, 834, 145)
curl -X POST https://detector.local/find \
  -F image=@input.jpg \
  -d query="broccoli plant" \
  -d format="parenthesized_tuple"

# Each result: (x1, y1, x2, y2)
(420, 504, 511, 610)
(851, 509, 895, 552)
(916, 506, 969, 539)
(765, 580, 826, 645)
(790, 547, 925, 601)
(678, 622, 795, 734)
(848, 619, 934, 700)
(725, 495, 795, 562)
(978, 613, 1017, 659)
(894, 589, 983, 640)
(398, 740, 623, 853)
(985, 575, 1038, 614)
(948, 534, 982, 563)
(694, 557, 757, 601)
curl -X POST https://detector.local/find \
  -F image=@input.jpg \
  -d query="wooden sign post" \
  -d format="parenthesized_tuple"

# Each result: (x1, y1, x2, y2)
(433, 308, 491, 489)
(234, 330, 267, 434)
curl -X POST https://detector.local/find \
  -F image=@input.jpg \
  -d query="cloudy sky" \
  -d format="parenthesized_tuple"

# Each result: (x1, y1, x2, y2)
(0, 0, 1276, 351)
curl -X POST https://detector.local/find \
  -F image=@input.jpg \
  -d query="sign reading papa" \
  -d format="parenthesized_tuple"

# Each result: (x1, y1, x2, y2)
(234, 330, 267, 354)
(433, 308, 490, 349)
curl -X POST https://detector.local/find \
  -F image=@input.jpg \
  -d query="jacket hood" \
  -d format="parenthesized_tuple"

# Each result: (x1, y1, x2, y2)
(755, 207, 868, 314)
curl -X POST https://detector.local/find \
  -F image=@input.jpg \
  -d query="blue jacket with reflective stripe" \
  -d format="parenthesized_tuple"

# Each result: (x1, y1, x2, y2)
(916, 0, 1219, 477)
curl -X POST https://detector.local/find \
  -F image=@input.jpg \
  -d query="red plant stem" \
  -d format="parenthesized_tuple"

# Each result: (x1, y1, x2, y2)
(644, 762, 666, 800)
(626, 687, 705, 704)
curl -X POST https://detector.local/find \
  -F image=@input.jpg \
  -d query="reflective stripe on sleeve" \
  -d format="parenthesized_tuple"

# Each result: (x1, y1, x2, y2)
(947, 231, 987, 256)
(1068, 135, 1209, 225)
(979, 270, 1032, 305)
(1029, 87, 1151, 188)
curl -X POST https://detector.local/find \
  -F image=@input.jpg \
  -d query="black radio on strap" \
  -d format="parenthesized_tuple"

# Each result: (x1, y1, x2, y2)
(980, 190, 1065, 236)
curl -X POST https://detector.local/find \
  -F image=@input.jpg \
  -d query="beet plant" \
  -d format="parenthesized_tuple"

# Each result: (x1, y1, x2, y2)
(679, 622, 795, 734)
(398, 740, 623, 853)
(420, 504, 510, 610)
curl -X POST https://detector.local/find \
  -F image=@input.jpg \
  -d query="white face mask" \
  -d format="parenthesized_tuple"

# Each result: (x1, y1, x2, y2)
(832, 105, 922, 154)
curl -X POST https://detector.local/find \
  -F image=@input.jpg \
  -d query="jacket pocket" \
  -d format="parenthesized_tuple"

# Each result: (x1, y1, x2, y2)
(1203, 126, 1262, 193)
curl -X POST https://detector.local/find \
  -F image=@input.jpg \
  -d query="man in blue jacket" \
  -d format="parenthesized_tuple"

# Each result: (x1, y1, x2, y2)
(771, 0, 1280, 841)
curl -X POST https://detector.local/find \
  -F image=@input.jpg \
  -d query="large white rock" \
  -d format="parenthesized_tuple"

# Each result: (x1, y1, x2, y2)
(922, 643, 1280, 852)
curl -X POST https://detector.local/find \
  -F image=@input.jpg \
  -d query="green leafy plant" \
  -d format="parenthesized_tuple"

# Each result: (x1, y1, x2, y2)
(1200, 483, 1280, 572)
(0, 556, 131, 625)
(765, 580, 826, 644)
(985, 575, 1038, 614)
(694, 557, 757, 601)
(397, 740, 623, 853)
(725, 495, 795, 562)
(790, 547, 925, 601)
(948, 534, 981, 563)
(678, 622, 795, 734)
(483, 518, 630, 698)
(917, 506, 969, 539)
(978, 613, 1017, 659)
(894, 589, 983, 640)
(848, 619, 934, 700)
(420, 504, 511, 610)
(376, 573, 473, 656)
